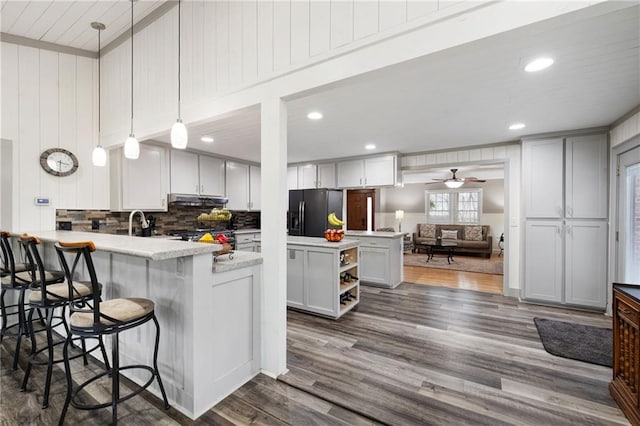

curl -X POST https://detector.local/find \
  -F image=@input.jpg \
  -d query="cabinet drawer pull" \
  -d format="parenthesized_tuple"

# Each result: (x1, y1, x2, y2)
(621, 308, 632, 315)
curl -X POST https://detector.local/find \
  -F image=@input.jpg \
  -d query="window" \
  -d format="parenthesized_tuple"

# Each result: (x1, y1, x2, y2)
(425, 189, 482, 224)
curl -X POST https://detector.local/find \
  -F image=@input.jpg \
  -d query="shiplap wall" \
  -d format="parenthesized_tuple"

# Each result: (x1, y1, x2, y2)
(0, 42, 108, 232)
(100, 0, 476, 145)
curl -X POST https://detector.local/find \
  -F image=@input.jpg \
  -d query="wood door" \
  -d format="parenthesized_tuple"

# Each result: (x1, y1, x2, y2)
(347, 189, 375, 230)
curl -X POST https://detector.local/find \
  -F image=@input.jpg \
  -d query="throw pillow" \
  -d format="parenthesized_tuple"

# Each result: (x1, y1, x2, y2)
(465, 226, 483, 241)
(441, 229, 458, 240)
(419, 224, 436, 238)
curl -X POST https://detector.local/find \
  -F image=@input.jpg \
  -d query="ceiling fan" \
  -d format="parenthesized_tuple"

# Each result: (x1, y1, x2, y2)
(427, 168, 486, 188)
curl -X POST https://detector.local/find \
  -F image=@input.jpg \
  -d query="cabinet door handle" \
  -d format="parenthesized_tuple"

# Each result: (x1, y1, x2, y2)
(621, 308, 632, 315)
(195, 184, 198, 192)
(567, 206, 573, 217)
(201, 184, 204, 193)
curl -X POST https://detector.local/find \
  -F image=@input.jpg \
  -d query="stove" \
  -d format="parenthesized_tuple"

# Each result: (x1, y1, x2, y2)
(167, 229, 236, 247)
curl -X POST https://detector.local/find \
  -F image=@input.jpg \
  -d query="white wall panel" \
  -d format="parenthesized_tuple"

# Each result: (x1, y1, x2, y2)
(309, 0, 330, 57)
(229, 1, 243, 89)
(242, 1, 258, 82)
(39, 50, 60, 227)
(291, 1, 310, 64)
(216, 0, 230, 92)
(353, 1, 378, 40)
(203, 1, 218, 96)
(407, 1, 438, 21)
(191, 1, 206, 102)
(256, 1, 274, 76)
(330, 1, 354, 49)
(611, 110, 640, 147)
(273, 1, 291, 72)
(379, 0, 407, 31)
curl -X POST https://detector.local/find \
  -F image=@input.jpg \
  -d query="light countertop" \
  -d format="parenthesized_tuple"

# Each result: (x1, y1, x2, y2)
(285, 236, 359, 250)
(14, 230, 222, 261)
(345, 230, 405, 238)
(212, 250, 263, 273)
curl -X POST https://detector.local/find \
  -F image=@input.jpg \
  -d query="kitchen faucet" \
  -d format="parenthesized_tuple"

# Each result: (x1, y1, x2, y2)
(128, 210, 149, 236)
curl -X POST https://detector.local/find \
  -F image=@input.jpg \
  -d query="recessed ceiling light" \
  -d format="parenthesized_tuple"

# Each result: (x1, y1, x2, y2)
(509, 123, 526, 130)
(365, 144, 376, 150)
(200, 136, 214, 143)
(307, 112, 323, 120)
(524, 57, 554, 72)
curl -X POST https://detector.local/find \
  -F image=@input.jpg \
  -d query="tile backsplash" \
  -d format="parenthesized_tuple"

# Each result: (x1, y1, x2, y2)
(56, 206, 260, 235)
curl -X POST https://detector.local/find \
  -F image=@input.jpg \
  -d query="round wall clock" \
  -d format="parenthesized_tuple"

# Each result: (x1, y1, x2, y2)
(40, 148, 79, 177)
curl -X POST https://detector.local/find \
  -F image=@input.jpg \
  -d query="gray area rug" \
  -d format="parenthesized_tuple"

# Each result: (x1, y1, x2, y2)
(533, 318, 612, 367)
(403, 253, 503, 275)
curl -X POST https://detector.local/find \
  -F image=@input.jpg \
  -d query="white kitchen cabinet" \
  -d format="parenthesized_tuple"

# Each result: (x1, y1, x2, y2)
(523, 221, 563, 303)
(287, 167, 298, 190)
(286, 238, 360, 319)
(250, 165, 261, 210)
(565, 134, 608, 219)
(235, 231, 261, 252)
(337, 155, 397, 188)
(199, 156, 225, 196)
(226, 162, 260, 210)
(225, 161, 249, 210)
(317, 163, 336, 188)
(170, 150, 225, 196)
(110, 144, 169, 212)
(565, 220, 607, 308)
(345, 232, 403, 288)
(523, 138, 564, 218)
(298, 164, 317, 189)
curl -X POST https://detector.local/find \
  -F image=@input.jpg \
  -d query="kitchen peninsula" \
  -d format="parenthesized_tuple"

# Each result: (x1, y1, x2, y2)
(345, 230, 404, 288)
(12, 230, 262, 420)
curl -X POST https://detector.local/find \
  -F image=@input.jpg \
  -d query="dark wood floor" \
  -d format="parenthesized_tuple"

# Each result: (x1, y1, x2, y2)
(1, 283, 627, 425)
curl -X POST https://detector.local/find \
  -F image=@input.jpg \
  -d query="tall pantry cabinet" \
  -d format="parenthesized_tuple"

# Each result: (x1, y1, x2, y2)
(522, 134, 608, 309)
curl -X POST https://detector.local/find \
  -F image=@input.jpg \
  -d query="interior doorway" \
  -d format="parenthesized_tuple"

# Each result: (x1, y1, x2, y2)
(346, 189, 375, 230)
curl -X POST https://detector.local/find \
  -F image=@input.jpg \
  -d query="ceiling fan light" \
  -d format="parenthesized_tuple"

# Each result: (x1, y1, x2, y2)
(92, 145, 107, 166)
(124, 134, 139, 159)
(171, 120, 188, 149)
(444, 180, 464, 189)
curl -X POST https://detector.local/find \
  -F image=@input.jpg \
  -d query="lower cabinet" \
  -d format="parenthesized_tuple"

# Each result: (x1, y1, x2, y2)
(235, 231, 261, 252)
(610, 284, 640, 425)
(523, 220, 606, 309)
(346, 233, 403, 288)
(286, 241, 359, 319)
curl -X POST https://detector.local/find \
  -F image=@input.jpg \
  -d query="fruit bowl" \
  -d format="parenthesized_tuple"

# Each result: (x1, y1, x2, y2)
(324, 229, 345, 242)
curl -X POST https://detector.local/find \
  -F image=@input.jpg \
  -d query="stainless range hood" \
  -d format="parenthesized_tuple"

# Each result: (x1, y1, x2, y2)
(168, 194, 228, 207)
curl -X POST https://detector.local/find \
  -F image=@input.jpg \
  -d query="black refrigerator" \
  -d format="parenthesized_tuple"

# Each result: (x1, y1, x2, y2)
(288, 189, 343, 237)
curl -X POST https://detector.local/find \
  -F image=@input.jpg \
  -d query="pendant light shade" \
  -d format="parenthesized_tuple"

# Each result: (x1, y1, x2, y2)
(91, 22, 107, 166)
(124, 135, 139, 159)
(171, 120, 188, 149)
(170, 0, 188, 149)
(92, 146, 107, 166)
(124, 0, 139, 159)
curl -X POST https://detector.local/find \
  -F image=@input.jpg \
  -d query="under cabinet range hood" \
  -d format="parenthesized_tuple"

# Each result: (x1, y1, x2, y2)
(168, 194, 228, 207)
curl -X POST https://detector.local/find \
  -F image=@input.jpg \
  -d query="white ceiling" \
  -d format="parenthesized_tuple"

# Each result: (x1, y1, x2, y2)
(2, 2, 639, 170)
(168, 3, 639, 165)
(0, 0, 166, 52)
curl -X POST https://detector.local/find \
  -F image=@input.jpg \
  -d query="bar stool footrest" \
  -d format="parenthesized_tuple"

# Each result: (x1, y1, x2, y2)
(70, 365, 157, 410)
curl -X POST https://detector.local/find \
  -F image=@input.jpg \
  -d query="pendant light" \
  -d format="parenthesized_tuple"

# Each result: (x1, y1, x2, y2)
(123, 0, 139, 159)
(170, 0, 187, 149)
(91, 22, 107, 167)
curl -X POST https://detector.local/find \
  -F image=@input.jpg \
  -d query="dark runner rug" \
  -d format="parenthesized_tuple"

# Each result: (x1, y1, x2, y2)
(533, 317, 612, 367)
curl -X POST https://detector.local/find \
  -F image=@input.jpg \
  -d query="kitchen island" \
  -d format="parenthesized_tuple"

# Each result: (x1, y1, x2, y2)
(345, 230, 404, 288)
(285, 236, 361, 319)
(12, 230, 262, 420)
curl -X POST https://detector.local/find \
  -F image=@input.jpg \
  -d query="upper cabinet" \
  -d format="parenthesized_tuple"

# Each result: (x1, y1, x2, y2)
(226, 162, 260, 211)
(110, 144, 169, 211)
(523, 135, 607, 219)
(316, 163, 336, 188)
(287, 163, 336, 190)
(170, 150, 225, 196)
(337, 155, 397, 188)
(287, 166, 298, 190)
(298, 164, 317, 189)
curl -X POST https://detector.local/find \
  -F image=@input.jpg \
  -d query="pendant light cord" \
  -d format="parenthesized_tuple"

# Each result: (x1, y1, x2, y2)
(130, 0, 134, 135)
(97, 27, 101, 140)
(177, 0, 181, 119)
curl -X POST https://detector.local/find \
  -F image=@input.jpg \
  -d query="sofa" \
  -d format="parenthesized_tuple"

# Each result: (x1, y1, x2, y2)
(412, 224, 493, 258)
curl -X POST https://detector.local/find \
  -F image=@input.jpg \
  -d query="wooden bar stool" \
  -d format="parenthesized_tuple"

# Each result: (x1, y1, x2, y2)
(19, 235, 109, 409)
(0, 231, 33, 370)
(55, 241, 169, 425)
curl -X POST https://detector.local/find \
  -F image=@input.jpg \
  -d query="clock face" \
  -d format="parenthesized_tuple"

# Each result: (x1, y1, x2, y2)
(40, 148, 78, 177)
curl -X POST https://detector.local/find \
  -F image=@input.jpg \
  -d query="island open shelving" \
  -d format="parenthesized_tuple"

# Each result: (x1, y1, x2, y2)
(285, 236, 360, 319)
